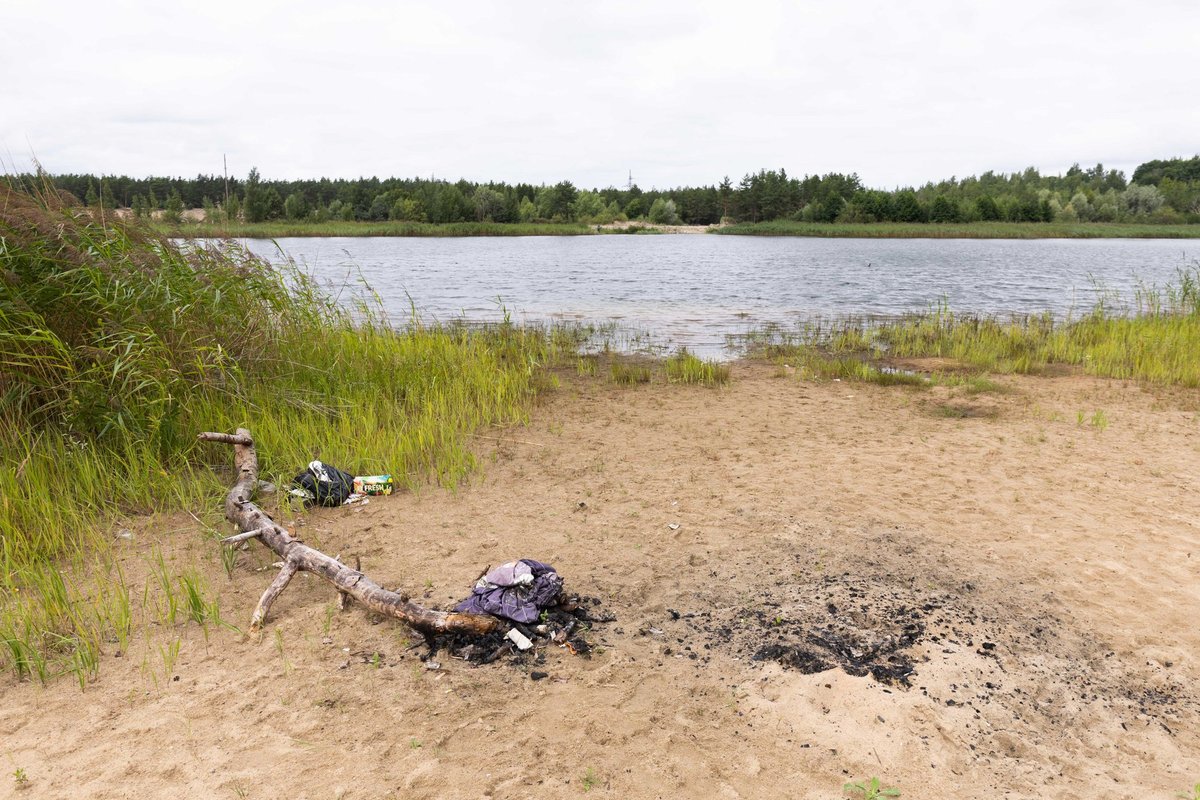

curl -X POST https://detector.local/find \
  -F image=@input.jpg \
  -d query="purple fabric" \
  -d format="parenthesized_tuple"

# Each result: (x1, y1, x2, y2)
(455, 558, 563, 623)
(481, 561, 533, 588)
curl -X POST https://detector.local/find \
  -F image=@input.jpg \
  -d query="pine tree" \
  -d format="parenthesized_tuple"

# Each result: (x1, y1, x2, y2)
(243, 168, 269, 223)
(99, 180, 116, 209)
(163, 189, 184, 224)
(226, 194, 242, 223)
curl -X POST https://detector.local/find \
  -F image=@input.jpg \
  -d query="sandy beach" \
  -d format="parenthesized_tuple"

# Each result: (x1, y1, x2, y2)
(3, 363, 1197, 799)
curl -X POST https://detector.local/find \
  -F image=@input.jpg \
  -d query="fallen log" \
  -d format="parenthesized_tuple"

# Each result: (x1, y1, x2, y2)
(198, 428, 501, 637)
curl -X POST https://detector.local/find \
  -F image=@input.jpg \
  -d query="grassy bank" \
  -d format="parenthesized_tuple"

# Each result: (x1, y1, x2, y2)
(714, 221, 1200, 239)
(154, 220, 597, 238)
(1, 183, 578, 685)
(152, 219, 1200, 239)
(740, 266, 1200, 386)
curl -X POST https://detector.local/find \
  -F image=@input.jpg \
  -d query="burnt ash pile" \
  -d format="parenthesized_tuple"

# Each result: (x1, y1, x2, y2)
(748, 581, 926, 685)
(644, 533, 1196, 741)
(667, 574, 958, 687)
(430, 594, 615, 671)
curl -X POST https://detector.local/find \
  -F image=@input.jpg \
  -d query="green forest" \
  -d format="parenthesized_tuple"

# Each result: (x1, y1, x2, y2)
(22, 155, 1200, 227)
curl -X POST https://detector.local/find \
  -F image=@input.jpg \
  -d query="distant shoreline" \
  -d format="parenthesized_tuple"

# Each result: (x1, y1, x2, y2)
(712, 221, 1200, 239)
(151, 219, 1200, 240)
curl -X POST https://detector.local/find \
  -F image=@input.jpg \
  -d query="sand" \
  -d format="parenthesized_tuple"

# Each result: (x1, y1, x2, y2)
(2, 364, 1198, 799)
(595, 221, 715, 234)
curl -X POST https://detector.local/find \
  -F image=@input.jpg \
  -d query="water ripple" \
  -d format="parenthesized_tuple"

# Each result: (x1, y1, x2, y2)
(245, 236, 1194, 359)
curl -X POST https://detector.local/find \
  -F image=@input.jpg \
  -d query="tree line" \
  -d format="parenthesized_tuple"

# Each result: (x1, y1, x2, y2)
(26, 155, 1200, 225)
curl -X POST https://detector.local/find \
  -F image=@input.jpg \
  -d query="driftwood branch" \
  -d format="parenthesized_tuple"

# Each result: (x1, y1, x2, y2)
(252, 559, 298, 630)
(199, 428, 501, 636)
(221, 526, 271, 545)
(198, 431, 253, 446)
(336, 555, 361, 612)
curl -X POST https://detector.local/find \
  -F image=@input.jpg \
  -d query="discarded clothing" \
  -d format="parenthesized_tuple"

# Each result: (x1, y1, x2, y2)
(455, 559, 563, 623)
(291, 460, 355, 507)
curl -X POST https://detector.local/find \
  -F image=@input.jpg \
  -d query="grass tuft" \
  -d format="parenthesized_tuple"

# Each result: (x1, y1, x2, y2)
(665, 349, 731, 386)
(610, 361, 653, 385)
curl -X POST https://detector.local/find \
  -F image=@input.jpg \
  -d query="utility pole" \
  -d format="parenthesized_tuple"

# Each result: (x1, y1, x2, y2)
(223, 154, 230, 213)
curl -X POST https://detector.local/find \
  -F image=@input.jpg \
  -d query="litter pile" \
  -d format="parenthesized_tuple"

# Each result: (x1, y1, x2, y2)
(289, 460, 393, 507)
(435, 559, 615, 669)
(284, 461, 613, 670)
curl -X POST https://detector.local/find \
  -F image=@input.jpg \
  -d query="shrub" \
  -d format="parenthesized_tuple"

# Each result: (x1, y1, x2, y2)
(648, 198, 681, 225)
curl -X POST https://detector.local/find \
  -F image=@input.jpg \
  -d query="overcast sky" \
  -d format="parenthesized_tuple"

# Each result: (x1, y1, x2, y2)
(4, 0, 1198, 190)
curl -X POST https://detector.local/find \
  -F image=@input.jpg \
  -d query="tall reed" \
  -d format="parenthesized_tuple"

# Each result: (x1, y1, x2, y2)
(0, 180, 574, 682)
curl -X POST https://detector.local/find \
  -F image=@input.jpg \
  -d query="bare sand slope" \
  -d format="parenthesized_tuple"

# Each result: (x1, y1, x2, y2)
(3, 365, 1198, 799)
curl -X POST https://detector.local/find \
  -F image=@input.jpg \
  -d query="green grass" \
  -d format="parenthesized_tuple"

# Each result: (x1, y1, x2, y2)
(609, 361, 653, 385)
(667, 352, 729, 386)
(0, 180, 579, 684)
(576, 355, 599, 376)
(152, 220, 598, 238)
(844, 776, 900, 799)
(873, 280, 1200, 384)
(741, 265, 1200, 387)
(713, 220, 1200, 239)
(959, 375, 1010, 394)
(664, 349, 731, 386)
(777, 350, 931, 387)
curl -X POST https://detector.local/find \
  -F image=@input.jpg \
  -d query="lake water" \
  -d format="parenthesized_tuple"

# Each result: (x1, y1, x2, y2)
(244, 236, 1196, 358)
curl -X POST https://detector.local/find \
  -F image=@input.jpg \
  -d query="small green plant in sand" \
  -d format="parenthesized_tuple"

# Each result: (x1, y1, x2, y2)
(957, 375, 1009, 394)
(159, 637, 181, 677)
(215, 530, 239, 578)
(665, 349, 731, 386)
(1090, 409, 1109, 431)
(576, 355, 599, 376)
(13, 767, 29, 789)
(610, 361, 652, 385)
(178, 568, 219, 629)
(844, 776, 900, 799)
(1176, 782, 1200, 800)
(580, 766, 599, 792)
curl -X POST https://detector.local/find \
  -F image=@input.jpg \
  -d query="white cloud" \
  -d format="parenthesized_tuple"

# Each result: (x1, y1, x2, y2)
(3, 0, 1198, 188)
